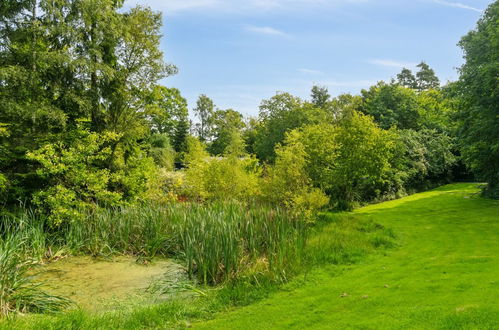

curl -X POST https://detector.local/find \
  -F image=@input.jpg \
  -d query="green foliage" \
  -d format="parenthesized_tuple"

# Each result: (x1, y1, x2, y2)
(26, 128, 157, 226)
(417, 89, 454, 132)
(360, 82, 422, 130)
(393, 129, 456, 192)
(456, 1, 499, 197)
(396, 62, 440, 91)
(0, 0, 175, 206)
(397, 68, 418, 89)
(310, 85, 331, 108)
(208, 109, 246, 156)
(183, 136, 209, 166)
(0, 235, 70, 316)
(415, 62, 440, 91)
(254, 93, 324, 162)
(193, 94, 215, 142)
(149, 134, 176, 170)
(146, 86, 189, 139)
(283, 111, 397, 210)
(173, 117, 190, 154)
(264, 132, 329, 218)
(184, 155, 262, 202)
(0, 174, 6, 194)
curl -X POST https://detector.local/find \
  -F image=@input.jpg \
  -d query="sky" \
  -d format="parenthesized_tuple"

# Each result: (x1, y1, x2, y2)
(124, 0, 490, 117)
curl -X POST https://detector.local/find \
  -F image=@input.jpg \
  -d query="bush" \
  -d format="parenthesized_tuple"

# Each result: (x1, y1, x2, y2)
(279, 111, 397, 210)
(184, 156, 262, 202)
(149, 134, 176, 170)
(27, 128, 158, 226)
(264, 135, 329, 219)
(183, 136, 262, 202)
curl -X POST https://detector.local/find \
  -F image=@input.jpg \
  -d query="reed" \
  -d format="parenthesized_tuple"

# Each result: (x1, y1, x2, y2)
(0, 235, 70, 316)
(1, 203, 308, 286)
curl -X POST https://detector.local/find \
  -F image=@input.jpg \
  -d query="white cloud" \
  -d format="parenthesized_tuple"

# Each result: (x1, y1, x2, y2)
(298, 68, 324, 75)
(244, 25, 289, 37)
(431, 0, 482, 13)
(367, 59, 417, 69)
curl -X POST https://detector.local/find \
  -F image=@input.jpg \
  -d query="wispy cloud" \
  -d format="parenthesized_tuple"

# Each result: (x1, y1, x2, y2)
(367, 59, 417, 69)
(298, 68, 323, 75)
(244, 25, 289, 37)
(431, 0, 482, 13)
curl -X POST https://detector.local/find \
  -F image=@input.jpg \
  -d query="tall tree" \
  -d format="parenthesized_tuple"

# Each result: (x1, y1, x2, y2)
(173, 117, 190, 154)
(311, 85, 330, 108)
(359, 82, 422, 130)
(146, 86, 188, 137)
(397, 68, 417, 89)
(415, 62, 440, 91)
(208, 109, 245, 156)
(456, 1, 499, 197)
(193, 94, 215, 142)
(0, 0, 176, 203)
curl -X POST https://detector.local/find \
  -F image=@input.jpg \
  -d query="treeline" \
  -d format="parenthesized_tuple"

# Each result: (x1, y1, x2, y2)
(1, 1, 498, 224)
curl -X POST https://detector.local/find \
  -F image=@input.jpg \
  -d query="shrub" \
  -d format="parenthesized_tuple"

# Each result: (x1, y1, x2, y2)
(184, 135, 262, 202)
(27, 128, 158, 226)
(184, 156, 262, 202)
(264, 135, 329, 219)
(278, 111, 396, 210)
(149, 133, 176, 170)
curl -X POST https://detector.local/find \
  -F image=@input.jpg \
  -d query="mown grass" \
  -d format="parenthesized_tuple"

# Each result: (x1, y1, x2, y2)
(0, 200, 393, 328)
(196, 183, 499, 329)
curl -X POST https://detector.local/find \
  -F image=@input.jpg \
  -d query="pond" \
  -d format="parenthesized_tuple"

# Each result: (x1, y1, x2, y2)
(38, 256, 187, 311)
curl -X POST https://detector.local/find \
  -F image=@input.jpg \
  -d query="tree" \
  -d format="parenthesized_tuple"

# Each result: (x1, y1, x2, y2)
(193, 94, 215, 142)
(282, 111, 396, 210)
(208, 109, 245, 156)
(359, 82, 422, 130)
(254, 92, 325, 162)
(311, 85, 330, 108)
(173, 117, 190, 154)
(456, 1, 499, 197)
(396, 63, 440, 91)
(0, 0, 176, 206)
(415, 62, 440, 91)
(264, 132, 329, 217)
(146, 86, 189, 137)
(397, 68, 417, 89)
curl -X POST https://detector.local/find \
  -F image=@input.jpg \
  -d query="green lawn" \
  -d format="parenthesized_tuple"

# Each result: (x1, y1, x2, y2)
(196, 183, 499, 329)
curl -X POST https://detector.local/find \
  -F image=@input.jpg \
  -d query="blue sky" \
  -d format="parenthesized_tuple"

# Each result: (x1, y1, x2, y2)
(125, 0, 489, 116)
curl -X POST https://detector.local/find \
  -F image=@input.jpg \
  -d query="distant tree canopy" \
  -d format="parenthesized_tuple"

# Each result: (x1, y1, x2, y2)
(0, 0, 496, 222)
(396, 62, 440, 91)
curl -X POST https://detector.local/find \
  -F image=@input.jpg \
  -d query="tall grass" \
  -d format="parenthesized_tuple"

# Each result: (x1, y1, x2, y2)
(177, 203, 307, 284)
(1, 203, 307, 286)
(0, 235, 70, 316)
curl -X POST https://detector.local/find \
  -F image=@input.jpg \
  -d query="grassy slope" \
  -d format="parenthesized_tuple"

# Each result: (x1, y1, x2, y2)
(197, 183, 499, 329)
